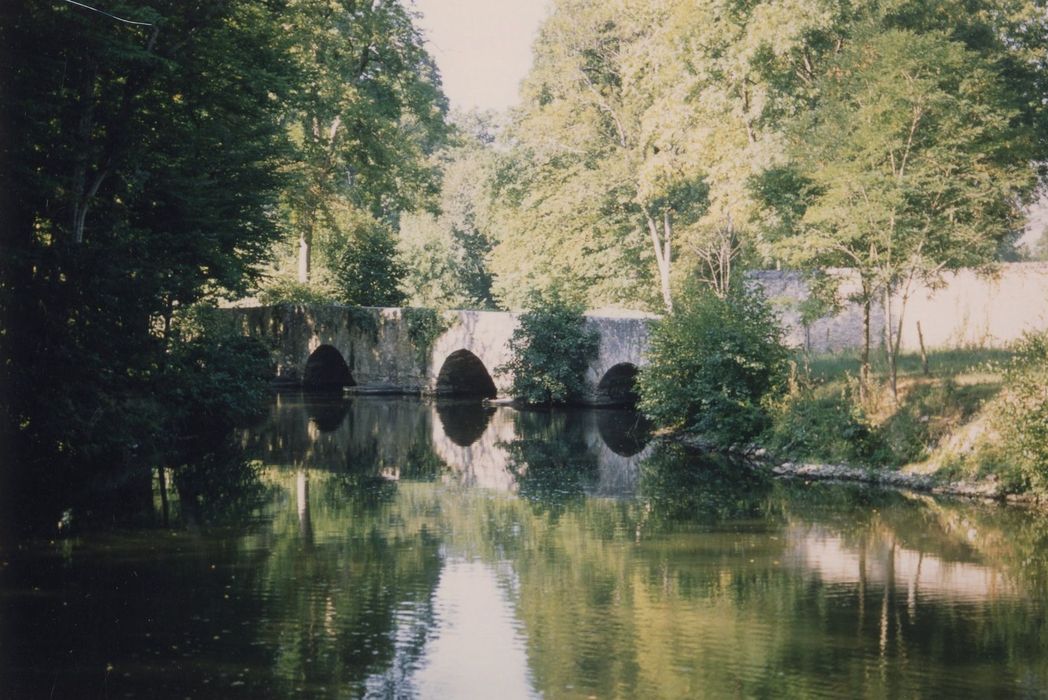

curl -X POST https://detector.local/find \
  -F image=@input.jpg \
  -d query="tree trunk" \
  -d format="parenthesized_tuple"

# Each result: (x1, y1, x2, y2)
(917, 321, 929, 376)
(297, 232, 312, 284)
(645, 212, 673, 313)
(883, 286, 897, 401)
(886, 279, 914, 402)
(860, 294, 872, 402)
(70, 63, 97, 243)
(157, 466, 169, 527)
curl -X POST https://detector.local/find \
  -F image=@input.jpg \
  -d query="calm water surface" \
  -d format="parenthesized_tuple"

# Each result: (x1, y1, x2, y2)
(3, 395, 1048, 698)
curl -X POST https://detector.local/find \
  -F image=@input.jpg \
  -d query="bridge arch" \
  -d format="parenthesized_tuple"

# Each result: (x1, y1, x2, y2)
(435, 349, 497, 398)
(594, 362, 640, 406)
(303, 344, 354, 389)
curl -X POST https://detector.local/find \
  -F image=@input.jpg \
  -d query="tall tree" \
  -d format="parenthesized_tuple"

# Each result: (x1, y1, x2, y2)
(397, 111, 500, 309)
(281, 0, 447, 285)
(770, 26, 1038, 396)
(490, 0, 707, 312)
(1, 0, 294, 520)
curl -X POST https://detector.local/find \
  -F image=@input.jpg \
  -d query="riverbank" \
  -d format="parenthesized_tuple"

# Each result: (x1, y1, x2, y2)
(673, 345, 1048, 505)
(673, 433, 1046, 506)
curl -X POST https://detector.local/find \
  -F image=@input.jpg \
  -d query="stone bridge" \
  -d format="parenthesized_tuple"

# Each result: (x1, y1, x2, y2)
(223, 305, 653, 405)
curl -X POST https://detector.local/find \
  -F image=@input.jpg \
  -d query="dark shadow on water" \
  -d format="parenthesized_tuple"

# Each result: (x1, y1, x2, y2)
(638, 444, 779, 528)
(299, 391, 351, 432)
(596, 409, 651, 456)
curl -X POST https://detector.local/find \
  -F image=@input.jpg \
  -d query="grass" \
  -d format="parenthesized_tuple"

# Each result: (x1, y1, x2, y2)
(766, 347, 1012, 471)
(804, 347, 1012, 385)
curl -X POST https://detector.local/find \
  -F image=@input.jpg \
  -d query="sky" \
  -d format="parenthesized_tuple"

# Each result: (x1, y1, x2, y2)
(412, 0, 551, 113)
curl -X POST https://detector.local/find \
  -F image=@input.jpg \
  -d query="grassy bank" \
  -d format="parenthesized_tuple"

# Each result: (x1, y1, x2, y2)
(762, 343, 1046, 497)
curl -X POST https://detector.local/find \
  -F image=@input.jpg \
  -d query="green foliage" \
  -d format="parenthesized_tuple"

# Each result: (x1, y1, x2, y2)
(160, 331, 274, 439)
(1, 0, 294, 523)
(992, 331, 1048, 490)
(346, 307, 380, 343)
(278, 0, 448, 285)
(763, 22, 1039, 391)
(403, 307, 452, 368)
(497, 292, 600, 405)
(486, 0, 711, 312)
(769, 348, 1007, 469)
(397, 112, 499, 309)
(334, 221, 407, 307)
(257, 278, 340, 306)
(480, 0, 1046, 319)
(765, 387, 885, 465)
(637, 285, 789, 447)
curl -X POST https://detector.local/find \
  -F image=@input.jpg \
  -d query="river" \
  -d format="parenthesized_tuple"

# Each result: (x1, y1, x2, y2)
(3, 394, 1048, 698)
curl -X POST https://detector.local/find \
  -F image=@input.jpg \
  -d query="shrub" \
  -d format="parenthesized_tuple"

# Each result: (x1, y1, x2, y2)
(257, 277, 338, 306)
(764, 386, 885, 464)
(993, 331, 1048, 490)
(497, 292, 599, 405)
(161, 332, 274, 437)
(637, 285, 789, 447)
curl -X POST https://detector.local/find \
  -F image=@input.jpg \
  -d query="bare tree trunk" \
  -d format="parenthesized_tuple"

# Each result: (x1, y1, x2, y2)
(883, 286, 897, 401)
(917, 321, 929, 376)
(297, 231, 312, 284)
(645, 212, 673, 312)
(157, 467, 169, 527)
(860, 293, 872, 402)
(886, 276, 915, 401)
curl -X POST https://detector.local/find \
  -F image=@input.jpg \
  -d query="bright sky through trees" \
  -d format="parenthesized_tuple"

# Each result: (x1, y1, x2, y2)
(413, 0, 550, 112)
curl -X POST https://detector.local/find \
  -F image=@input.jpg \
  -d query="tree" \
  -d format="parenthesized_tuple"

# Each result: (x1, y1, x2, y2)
(769, 27, 1037, 397)
(488, 0, 709, 312)
(396, 111, 500, 309)
(333, 215, 406, 307)
(1, 0, 295, 525)
(280, 0, 447, 285)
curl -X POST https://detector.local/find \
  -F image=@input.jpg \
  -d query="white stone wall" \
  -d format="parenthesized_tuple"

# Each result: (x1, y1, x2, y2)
(751, 263, 1048, 353)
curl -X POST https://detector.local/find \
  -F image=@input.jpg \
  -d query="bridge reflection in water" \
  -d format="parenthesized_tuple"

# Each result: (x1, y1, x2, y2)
(242, 393, 652, 495)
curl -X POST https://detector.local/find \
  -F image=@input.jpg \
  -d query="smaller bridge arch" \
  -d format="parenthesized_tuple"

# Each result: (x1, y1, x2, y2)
(303, 344, 354, 390)
(435, 349, 497, 398)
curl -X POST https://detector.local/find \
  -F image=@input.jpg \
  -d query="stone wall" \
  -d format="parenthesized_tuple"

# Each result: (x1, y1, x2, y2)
(751, 262, 1048, 353)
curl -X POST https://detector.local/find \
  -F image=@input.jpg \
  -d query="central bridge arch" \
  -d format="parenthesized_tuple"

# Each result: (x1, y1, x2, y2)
(303, 344, 354, 389)
(435, 349, 497, 398)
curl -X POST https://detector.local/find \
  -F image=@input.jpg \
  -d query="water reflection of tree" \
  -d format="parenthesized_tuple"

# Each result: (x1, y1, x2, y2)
(170, 438, 275, 528)
(254, 474, 444, 697)
(637, 444, 779, 529)
(503, 409, 600, 516)
(243, 395, 449, 481)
